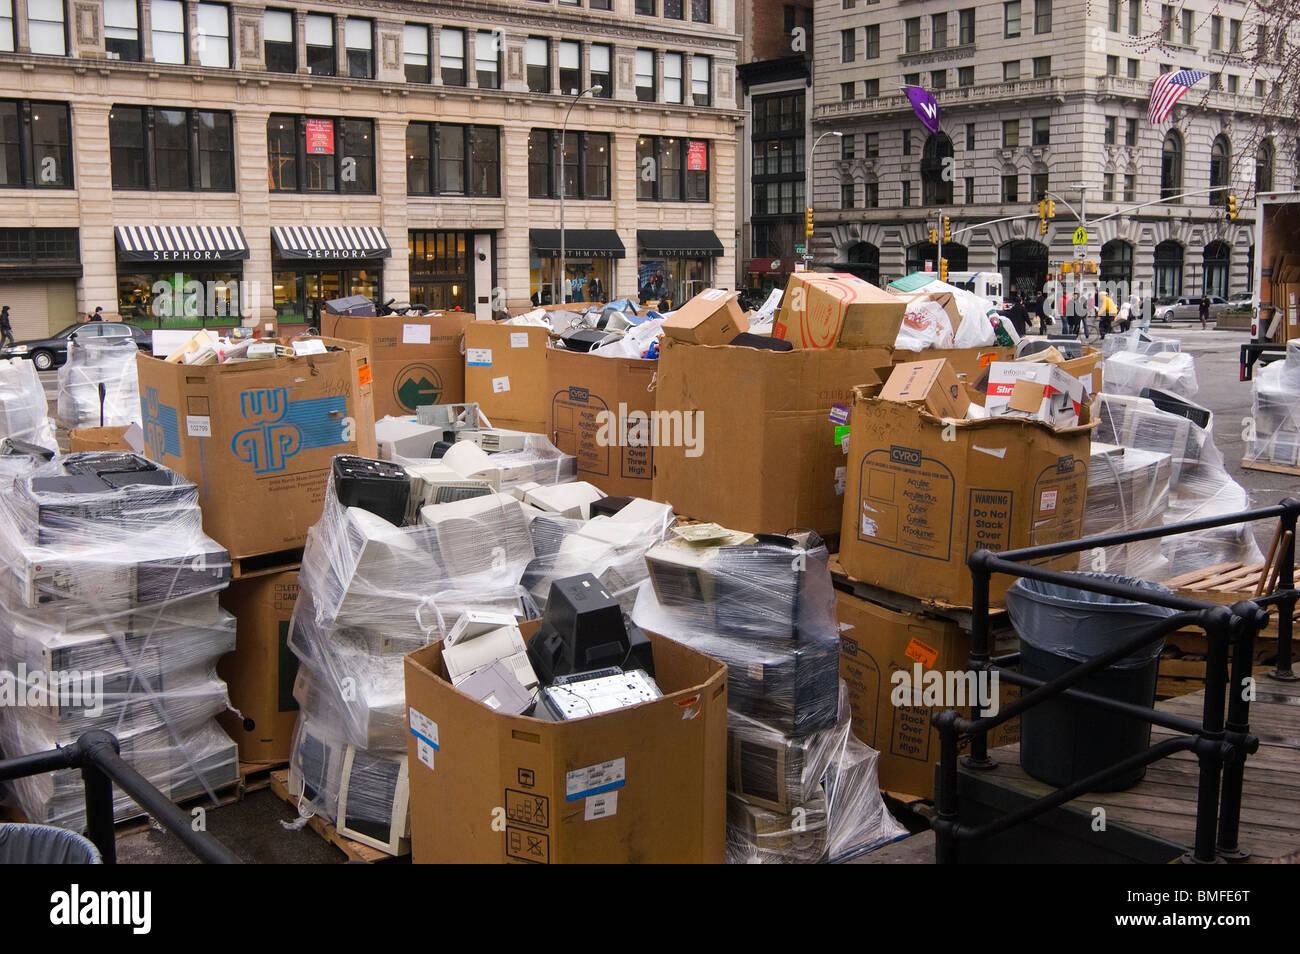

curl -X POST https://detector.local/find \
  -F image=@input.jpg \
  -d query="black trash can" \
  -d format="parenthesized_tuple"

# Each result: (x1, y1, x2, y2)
(0, 823, 102, 864)
(1006, 574, 1177, 792)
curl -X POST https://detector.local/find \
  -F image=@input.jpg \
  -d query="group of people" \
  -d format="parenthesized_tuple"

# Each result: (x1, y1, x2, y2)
(1001, 289, 1147, 341)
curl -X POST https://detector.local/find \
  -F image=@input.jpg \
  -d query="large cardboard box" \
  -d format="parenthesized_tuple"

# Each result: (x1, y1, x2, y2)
(547, 348, 657, 497)
(652, 338, 888, 536)
(463, 321, 550, 433)
(836, 591, 1018, 798)
(839, 388, 1092, 606)
(881, 359, 970, 420)
(217, 570, 301, 764)
(323, 312, 471, 418)
(135, 337, 377, 558)
(773, 273, 906, 349)
(891, 346, 1014, 383)
(661, 288, 749, 345)
(404, 622, 728, 863)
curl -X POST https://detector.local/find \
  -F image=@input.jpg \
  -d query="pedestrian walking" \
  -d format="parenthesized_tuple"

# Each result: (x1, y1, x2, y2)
(1199, 295, 1210, 330)
(1034, 290, 1049, 335)
(88, 305, 103, 322)
(0, 305, 13, 348)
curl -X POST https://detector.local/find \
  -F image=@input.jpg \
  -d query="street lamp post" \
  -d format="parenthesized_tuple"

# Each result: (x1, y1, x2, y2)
(805, 130, 843, 269)
(557, 84, 602, 304)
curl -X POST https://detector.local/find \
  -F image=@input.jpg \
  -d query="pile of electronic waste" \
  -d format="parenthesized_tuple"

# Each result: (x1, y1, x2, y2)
(56, 336, 142, 429)
(0, 357, 57, 453)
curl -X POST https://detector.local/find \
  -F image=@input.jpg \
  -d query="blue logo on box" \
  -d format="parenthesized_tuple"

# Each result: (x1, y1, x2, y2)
(231, 387, 349, 474)
(142, 386, 181, 459)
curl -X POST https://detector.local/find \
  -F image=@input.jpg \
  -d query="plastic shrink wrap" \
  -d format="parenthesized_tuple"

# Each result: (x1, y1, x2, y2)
(1103, 349, 1199, 400)
(0, 358, 57, 451)
(1081, 444, 1172, 578)
(56, 336, 142, 428)
(0, 453, 237, 830)
(1095, 395, 1262, 578)
(1100, 330, 1182, 358)
(1245, 342, 1300, 470)
(632, 527, 905, 862)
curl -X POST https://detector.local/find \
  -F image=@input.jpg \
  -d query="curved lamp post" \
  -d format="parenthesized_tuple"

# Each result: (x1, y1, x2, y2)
(558, 84, 603, 303)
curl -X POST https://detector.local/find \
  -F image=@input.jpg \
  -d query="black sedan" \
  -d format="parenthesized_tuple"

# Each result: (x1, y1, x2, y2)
(0, 322, 153, 371)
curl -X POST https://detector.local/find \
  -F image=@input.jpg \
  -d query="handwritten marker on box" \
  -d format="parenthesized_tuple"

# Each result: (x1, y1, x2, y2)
(829, 403, 850, 426)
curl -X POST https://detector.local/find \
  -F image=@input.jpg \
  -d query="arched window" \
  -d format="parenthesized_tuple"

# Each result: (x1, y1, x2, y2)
(842, 241, 880, 286)
(1153, 240, 1183, 297)
(1209, 134, 1231, 207)
(1100, 239, 1134, 290)
(1161, 131, 1183, 199)
(921, 133, 954, 205)
(1256, 139, 1274, 193)
(906, 242, 968, 273)
(997, 239, 1050, 300)
(1203, 241, 1230, 298)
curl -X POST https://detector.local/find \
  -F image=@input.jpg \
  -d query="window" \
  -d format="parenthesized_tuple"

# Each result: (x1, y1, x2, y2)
(751, 90, 803, 216)
(266, 115, 375, 193)
(1257, 24, 1268, 59)
(1103, 172, 1115, 201)
(902, 180, 911, 206)
(1125, 117, 1137, 146)
(841, 28, 855, 62)
(1159, 63, 1172, 74)
(1160, 5, 1173, 41)
(1004, 1, 1020, 38)
(865, 182, 879, 207)
(1002, 119, 1019, 147)
(636, 0, 654, 13)
(932, 70, 946, 89)
(1001, 174, 1018, 201)
(692, 55, 711, 106)
(406, 122, 499, 197)
(1035, 0, 1050, 33)
(664, 52, 683, 104)
(1003, 60, 1020, 81)
(1129, 1, 1139, 34)
(1210, 15, 1222, 50)
(783, 4, 794, 32)
(558, 40, 580, 95)
(903, 72, 919, 86)
(265, 10, 295, 73)
(958, 65, 974, 86)
(863, 78, 879, 97)
(1229, 19, 1240, 51)
(1161, 130, 1183, 199)
(1124, 173, 1135, 201)
(1127, 58, 1138, 78)
(526, 38, 549, 93)
(691, 0, 710, 22)
(904, 17, 920, 53)
(1255, 78, 1266, 97)
(636, 49, 656, 102)
(635, 135, 706, 202)
(959, 7, 975, 44)
(0, 99, 71, 187)
(1107, 55, 1118, 75)
(530, 129, 611, 200)
(475, 31, 499, 89)
(1209, 134, 1230, 204)
(902, 129, 911, 155)
(932, 13, 947, 48)
(1227, 74, 1238, 94)
(865, 24, 880, 57)
(1257, 140, 1274, 193)
(104, 0, 140, 61)
(664, 0, 683, 18)
(841, 182, 855, 209)
(1030, 172, 1048, 199)
(593, 0, 613, 9)
(1181, 9, 1192, 46)
(1107, 0, 1119, 31)
(305, 13, 335, 76)
(196, 3, 230, 68)
(865, 132, 879, 156)
(1154, 240, 1183, 296)
(1033, 56, 1050, 77)
(151, 0, 185, 64)
(965, 123, 974, 150)
(1209, 73, 1220, 91)
(921, 133, 953, 204)
(964, 177, 974, 203)
(0, 1, 12, 52)
(345, 18, 373, 79)
(841, 82, 854, 102)
(1104, 116, 1116, 144)
(27, 0, 65, 55)
(841, 134, 855, 160)
(1031, 116, 1049, 145)
(109, 105, 232, 191)
(441, 28, 465, 86)
(591, 44, 613, 96)
(402, 24, 429, 83)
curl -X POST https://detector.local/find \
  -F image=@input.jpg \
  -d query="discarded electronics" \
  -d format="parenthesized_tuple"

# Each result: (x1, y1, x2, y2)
(0, 358, 57, 452)
(56, 336, 141, 429)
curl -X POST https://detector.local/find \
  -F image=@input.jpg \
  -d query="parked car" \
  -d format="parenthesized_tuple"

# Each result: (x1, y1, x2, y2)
(0, 322, 153, 370)
(1152, 296, 1230, 322)
(1225, 294, 1254, 311)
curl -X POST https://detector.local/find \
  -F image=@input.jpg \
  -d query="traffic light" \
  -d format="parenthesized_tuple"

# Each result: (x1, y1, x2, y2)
(1039, 218, 1048, 236)
(1047, 199, 1056, 218)
(1227, 194, 1238, 219)
(928, 227, 938, 244)
(1060, 261, 1074, 274)
(805, 207, 814, 237)
(943, 216, 952, 242)
(939, 257, 949, 282)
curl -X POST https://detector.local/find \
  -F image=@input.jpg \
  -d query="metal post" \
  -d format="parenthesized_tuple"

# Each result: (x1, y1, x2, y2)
(933, 710, 962, 864)
(1218, 602, 1263, 860)
(1188, 609, 1231, 863)
(557, 85, 601, 305)
(1270, 499, 1298, 680)
(806, 130, 842, 269)
(964, 550, 995, 769)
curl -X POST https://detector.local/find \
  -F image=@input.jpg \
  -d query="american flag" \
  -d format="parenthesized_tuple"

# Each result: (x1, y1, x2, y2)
(1148, 69, 1210, 124)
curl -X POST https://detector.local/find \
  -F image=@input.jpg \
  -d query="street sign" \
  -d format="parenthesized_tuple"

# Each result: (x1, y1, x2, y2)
(794, 244, 805, 255)
(1073, 244, 1086, 260)
(1072, 227, 1088, 245)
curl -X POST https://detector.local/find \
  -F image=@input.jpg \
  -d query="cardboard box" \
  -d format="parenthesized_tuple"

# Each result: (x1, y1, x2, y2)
(404, 621, 728, 863)
(652, 338, 888, 536)
(890, 346, 1015, 383)
(836, 591, 1018, 798)
(464, 321, 550, 434)
(661, 288, 749, 346)
(216, 570, 301, 764)
(773, 273, 906, 349)
(986, 361, 1085, 428)
(68, 425, 133, 453)
(880, 359, 971, 421)
(322, 312, 471, 418)
(1284, 285, 1300, 342)
(135, 337, 378, 558)
(838, 388, 1092, 606)
(547, 348, 657, 497)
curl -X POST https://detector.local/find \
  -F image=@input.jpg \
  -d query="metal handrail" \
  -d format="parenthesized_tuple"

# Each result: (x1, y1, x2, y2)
(0, 730, 241, 864)
(932, 498, 1299, 864)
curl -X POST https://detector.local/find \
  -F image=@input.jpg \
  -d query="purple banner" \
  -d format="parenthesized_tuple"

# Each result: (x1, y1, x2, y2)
(906, 86, 941, 135)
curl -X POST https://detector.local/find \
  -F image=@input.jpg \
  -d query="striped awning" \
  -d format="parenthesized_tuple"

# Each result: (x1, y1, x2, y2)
(115, 225, 250, 262)
(272, 225, 392, 260)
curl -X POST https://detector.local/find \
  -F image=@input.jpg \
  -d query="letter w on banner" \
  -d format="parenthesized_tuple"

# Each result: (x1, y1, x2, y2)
(905, 86, 941, 135)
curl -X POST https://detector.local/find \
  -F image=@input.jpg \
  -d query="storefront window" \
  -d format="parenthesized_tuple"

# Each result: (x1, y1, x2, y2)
(410, 230, 472, 309)
(534, 257, 610, 305)
(637, 257, 711, 306)
(272, 264, 383, 326)
(117, 268, 244, 328)
(267, 114, 376, 194)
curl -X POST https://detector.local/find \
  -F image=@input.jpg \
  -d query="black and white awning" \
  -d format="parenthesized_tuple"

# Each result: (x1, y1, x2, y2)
(272, 225, 393, 260)
(115, 225, 250, 262)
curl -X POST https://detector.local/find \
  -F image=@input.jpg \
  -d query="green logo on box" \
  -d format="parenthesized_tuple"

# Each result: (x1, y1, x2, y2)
(395, 363, 444, 411)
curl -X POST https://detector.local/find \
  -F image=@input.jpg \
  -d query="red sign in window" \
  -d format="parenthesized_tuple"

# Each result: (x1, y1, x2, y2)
(305, 119, 335, 155)
(686, 140, 708, 171)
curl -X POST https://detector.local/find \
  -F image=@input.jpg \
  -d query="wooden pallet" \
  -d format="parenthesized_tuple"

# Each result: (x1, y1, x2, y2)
(1242, 459, 1300, 477)
(113, 774, 244, 836)
(237, 760, 286, 796)
(268, 769, 397, 863)
(1160, 561, 1300, 635)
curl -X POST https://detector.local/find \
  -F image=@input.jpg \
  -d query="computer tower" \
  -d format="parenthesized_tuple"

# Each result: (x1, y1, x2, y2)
(332, 455, 411, 526)
(527, 574, 655, 684)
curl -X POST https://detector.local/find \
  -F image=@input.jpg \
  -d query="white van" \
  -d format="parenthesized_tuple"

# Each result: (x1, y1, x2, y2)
(944, 271, 1005, 304)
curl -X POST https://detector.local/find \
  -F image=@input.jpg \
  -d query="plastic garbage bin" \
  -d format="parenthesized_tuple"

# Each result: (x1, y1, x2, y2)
(0, 823, 103, 864)
(1006, 574, 1178, 791)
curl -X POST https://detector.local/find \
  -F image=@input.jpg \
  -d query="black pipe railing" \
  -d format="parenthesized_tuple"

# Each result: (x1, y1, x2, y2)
(0, 730, 241, 864)
(933, 498, 1298, 864)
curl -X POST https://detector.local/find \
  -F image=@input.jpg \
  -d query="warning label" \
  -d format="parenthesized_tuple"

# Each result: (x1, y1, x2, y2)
(506, 826, 550, 864)
(967, 489, 1012, 554)
(505, 789, 550, 829)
